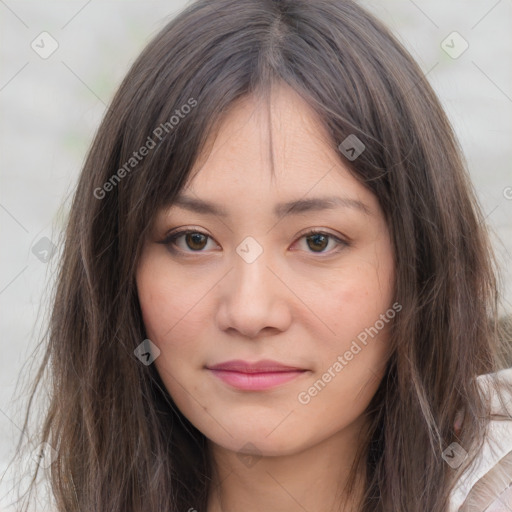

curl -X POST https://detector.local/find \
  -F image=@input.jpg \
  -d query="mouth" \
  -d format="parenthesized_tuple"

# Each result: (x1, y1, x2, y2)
(206, 359, 309, 391)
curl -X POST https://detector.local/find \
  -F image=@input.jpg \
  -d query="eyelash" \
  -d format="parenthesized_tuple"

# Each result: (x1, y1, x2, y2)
(158, 228, 349, 256)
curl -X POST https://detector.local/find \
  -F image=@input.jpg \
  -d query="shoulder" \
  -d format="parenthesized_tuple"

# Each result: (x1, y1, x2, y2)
(448, 367, 512, 511)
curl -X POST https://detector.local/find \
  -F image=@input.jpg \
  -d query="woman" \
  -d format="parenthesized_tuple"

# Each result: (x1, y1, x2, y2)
(13, 0, 512, 510)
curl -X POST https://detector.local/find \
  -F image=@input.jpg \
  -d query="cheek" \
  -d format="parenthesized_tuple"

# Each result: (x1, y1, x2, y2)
(136, 257, 208, 400)
(306, 242, 395, 391)
(297, 274, 394, 433)
(316, 262, 394, 345)
(136, 253, 206, 348)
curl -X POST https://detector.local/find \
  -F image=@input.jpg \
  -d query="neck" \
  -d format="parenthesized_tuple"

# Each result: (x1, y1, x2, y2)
(206, 416, 368, 512)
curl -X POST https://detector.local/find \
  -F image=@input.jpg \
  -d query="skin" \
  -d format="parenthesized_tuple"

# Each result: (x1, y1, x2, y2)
(136, 83, 396, 512)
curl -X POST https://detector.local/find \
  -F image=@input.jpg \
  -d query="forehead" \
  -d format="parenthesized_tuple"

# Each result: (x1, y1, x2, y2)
(178, 84, 376, 213)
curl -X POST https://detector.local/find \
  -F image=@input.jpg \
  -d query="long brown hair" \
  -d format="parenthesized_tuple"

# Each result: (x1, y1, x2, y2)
(10, 0, 511, 510)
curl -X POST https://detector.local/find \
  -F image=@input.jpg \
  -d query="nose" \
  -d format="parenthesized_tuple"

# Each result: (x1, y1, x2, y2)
(215, 245, 292, 339)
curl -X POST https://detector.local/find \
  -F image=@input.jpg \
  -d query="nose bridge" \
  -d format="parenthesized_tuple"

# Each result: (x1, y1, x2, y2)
(216, 236, 290, 337)
(231, 236, 273, 305)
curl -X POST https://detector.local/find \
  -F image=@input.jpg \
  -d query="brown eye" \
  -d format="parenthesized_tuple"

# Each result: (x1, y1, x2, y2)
(294, 230, 349, 255)
(159, 229, 217, 253)
(184, 232, 208, 251)
(306, 233, 329, 252)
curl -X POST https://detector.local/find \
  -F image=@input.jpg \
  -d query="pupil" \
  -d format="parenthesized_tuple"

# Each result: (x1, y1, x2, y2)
(308, 234, 327, 252)
(186, 233, 207, 250)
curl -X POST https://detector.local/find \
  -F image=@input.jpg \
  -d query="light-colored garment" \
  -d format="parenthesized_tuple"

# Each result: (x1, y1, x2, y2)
(448, 367, 512, 511)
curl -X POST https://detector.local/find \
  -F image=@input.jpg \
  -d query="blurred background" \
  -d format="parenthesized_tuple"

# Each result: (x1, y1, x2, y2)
(0, 0, 511, 509)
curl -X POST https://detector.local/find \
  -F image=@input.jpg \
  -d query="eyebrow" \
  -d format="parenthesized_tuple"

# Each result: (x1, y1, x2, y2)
(171, 194, 372, 217)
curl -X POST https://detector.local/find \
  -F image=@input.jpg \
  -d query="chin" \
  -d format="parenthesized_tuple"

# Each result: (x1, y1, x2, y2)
(207, 427, 308, 458)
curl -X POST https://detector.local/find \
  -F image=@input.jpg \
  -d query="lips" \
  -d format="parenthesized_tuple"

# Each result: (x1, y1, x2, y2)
(206, 359, 308, 391)
(207, 359, 305, 373)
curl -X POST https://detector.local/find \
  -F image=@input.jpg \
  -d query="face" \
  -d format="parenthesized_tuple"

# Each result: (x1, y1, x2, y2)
(136, 83, 396, 458)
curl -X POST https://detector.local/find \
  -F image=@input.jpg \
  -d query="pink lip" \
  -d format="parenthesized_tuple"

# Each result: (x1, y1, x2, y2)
(207, 359, 308, 391)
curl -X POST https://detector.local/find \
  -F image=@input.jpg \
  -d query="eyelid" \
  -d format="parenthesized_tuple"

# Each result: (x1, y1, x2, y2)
(294, 227, 350, 245)
(160, 227, 214, 242)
